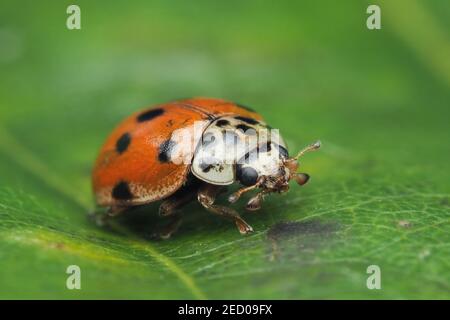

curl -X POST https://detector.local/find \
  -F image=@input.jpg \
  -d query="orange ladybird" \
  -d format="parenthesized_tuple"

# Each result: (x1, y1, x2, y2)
(92, 97, 320, 237)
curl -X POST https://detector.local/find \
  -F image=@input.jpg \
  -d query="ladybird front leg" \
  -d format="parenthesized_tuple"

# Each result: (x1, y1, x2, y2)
(245, 191, 268, 211)
(197, 184, 253, 235)
(228, 177, 265, 203)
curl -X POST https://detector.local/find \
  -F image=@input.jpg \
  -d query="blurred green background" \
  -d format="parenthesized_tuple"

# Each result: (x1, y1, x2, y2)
(0, 0, 449, 299)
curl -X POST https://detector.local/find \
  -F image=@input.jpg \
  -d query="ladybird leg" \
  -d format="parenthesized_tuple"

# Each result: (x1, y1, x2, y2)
(154, 215, 183, 240)
(246, 190, 269, 211)
(159, 189, 197, 217)
(197, 184, 254, 235)
(107, 205, 128, 216)
(88, 208, 105, 226)
(228, 184, 258, 203)
(228, 177, 264, 203)
(88, 206, 128, 227)
(154, 187, 199, 239)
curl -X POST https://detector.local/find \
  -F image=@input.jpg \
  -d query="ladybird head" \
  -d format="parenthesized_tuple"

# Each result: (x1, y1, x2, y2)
(229, 140, 321, 210)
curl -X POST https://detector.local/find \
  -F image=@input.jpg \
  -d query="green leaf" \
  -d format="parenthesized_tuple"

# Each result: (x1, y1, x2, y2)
(0, 0, 449, 299)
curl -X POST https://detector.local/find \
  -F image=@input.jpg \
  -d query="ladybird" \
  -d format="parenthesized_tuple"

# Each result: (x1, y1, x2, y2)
(92, 97, 320, 237)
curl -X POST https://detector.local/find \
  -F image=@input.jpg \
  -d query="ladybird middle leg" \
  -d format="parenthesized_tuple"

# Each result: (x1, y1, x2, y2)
(197, 184, 253, 235)
(152, 187, 199, 239)
(159, 188, 197, 217)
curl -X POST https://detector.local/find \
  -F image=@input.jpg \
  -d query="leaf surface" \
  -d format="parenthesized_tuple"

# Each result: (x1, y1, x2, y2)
(0, 0, 449, 299)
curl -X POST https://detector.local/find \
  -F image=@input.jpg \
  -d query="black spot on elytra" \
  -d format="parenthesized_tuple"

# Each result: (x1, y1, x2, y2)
(216, 119, 230, 127)
(236, 103, 256, 113)
(137, 108, 164, 122)
(158, 139, 176, 162)
(235, 116, 259, 125)
(236, 165, 258, 186)
(112, 181, 133, 200)
(116, 132, 131, 154)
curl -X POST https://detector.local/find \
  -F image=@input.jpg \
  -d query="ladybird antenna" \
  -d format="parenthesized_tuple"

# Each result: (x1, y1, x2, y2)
(292, 140, 321, 160)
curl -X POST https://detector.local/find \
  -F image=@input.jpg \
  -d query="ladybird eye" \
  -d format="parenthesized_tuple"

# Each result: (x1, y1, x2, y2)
(237, 165, 258, 186)
(277, 144, 289, 158)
